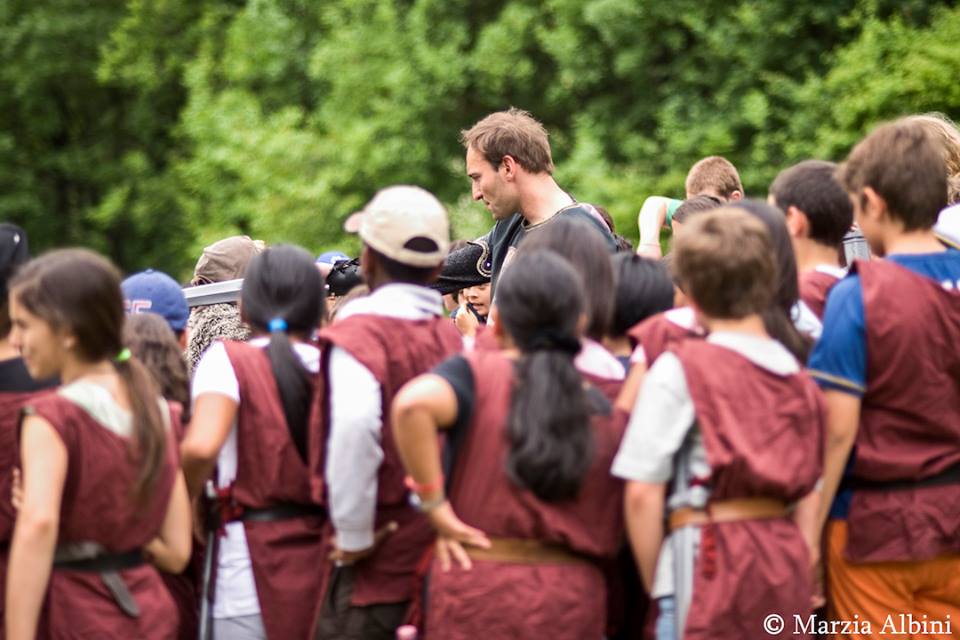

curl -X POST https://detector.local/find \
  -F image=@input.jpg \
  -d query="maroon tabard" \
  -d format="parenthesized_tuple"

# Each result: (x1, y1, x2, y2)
(25, 391, 180, 639)
(425, 350, 626, 640)
(318, 314, 463, 607)
(627, 309, 701, 366)
(799, 270, 840, 320)
(673, 340, 825, 640)
(221, 341, 326, 640)
(843, 259, 960, 562)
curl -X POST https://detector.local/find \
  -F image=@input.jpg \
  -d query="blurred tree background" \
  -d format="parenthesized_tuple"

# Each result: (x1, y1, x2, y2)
(1, 0, 958, 279)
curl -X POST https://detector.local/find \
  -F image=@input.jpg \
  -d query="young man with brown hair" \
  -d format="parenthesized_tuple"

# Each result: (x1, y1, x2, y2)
(614, 208, 824, 640)
(636, 156, 744, 258)
(436, 108, 616, 295)
(808, 119, 960, 637)
(769, 160, 854, 336)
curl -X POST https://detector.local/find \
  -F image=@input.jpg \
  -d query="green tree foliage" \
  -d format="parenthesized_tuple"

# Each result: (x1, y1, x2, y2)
(1, 0, 958, 278)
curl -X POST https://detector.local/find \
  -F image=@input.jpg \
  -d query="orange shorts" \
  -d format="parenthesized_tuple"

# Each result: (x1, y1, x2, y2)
(826, 519, 960, 639)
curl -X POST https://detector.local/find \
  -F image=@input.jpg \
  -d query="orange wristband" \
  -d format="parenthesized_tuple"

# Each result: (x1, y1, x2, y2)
(404, 474, 444, 495)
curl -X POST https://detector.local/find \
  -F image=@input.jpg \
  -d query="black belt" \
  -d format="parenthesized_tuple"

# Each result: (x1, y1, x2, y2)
(232, 503, 325, 523)
(53, 546, 145, 618)
(843, 462, 960, 492)
(53, 548, 144, 572)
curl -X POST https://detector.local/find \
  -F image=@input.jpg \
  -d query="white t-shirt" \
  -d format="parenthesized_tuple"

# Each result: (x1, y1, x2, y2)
(192, 337, 320, 619)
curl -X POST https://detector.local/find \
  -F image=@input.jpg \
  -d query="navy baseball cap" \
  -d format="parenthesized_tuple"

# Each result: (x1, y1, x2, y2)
(316, 251, 350, 266)
(122, 269, 189, 332)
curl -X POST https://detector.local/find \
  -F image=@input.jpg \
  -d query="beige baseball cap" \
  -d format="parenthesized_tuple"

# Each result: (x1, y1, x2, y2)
(344, 185, 450, 267)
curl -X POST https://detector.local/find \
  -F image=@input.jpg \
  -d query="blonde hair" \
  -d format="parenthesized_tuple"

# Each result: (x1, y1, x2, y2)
(906, 113, 960, 204)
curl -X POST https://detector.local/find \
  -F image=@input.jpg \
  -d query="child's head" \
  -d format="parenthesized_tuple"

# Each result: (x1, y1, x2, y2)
(837, 119, 948, 254)
(463, 282, 492, 319)
(673, 208, 776, 321)
(495, 249, 584, 351)
(519, 217, 614, 340)
(609, 253, 675, 338)
(241, 244, 325, 338)
(685, 156, 744, 201)
(769, 160, 853, 251)
(671, 194, 723, 238)
(347, 186, 450, 288)
(123, 312, 190, 418)
(10, 249, 126, 379)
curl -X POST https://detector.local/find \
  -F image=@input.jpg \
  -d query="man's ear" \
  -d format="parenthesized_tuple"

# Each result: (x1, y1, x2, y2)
(500, 155, 519, 181)
(785, 206, 810, 239)
(729, 190, 744, 202)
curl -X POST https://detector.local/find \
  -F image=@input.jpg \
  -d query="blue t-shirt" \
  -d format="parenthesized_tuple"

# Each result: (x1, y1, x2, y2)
(807, 246, 960, 517)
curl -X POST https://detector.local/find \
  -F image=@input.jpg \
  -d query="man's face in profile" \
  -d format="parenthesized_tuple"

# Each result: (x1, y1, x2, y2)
(466, 146, 516, 221)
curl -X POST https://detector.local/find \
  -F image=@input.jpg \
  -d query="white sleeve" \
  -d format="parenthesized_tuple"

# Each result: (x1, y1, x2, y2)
(191, 341, 240, 404)
(611, 352, 696, 483)
(325, 346, 384, 552)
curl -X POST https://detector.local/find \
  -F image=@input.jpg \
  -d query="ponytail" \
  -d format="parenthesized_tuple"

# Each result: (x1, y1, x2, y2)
(266, 319, 312, 460)
(506, 347, 593, 502)
(497, 250, 594, 503)
(115, 351, 167, 505)
(239, 245, 325, 462)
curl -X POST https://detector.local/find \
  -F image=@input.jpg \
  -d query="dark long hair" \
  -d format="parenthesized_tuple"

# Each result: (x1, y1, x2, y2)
(497, 250, 593, 502)
(240, 245, 325, 460)
(610, 253, 675, 337)
(123, 313, 191, 421)
(518, 217, 614, 340)
(731, 200, 812, 361)
(11, 249, 166, 504)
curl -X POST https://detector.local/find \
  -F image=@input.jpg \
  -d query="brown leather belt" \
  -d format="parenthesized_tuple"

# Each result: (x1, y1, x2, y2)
(668, 498, 789, 532)
(466, 537, 587, 565)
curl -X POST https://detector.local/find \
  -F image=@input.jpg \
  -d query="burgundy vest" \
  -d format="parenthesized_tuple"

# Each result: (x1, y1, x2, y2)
(221, 341, 326, 640)
(26, 390, 179, 639)
(449, 350, 625, 556)
(674, 341, 824, 640)
(320, 314, 462, 606)
(843, 258, 960, 562)
(798, 270, 840, 320)
(427, 350, 626, 639)
(627, 309, 701, 366)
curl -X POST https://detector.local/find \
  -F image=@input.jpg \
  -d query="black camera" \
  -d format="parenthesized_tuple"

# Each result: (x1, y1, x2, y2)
(325, 257, 364, 296)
